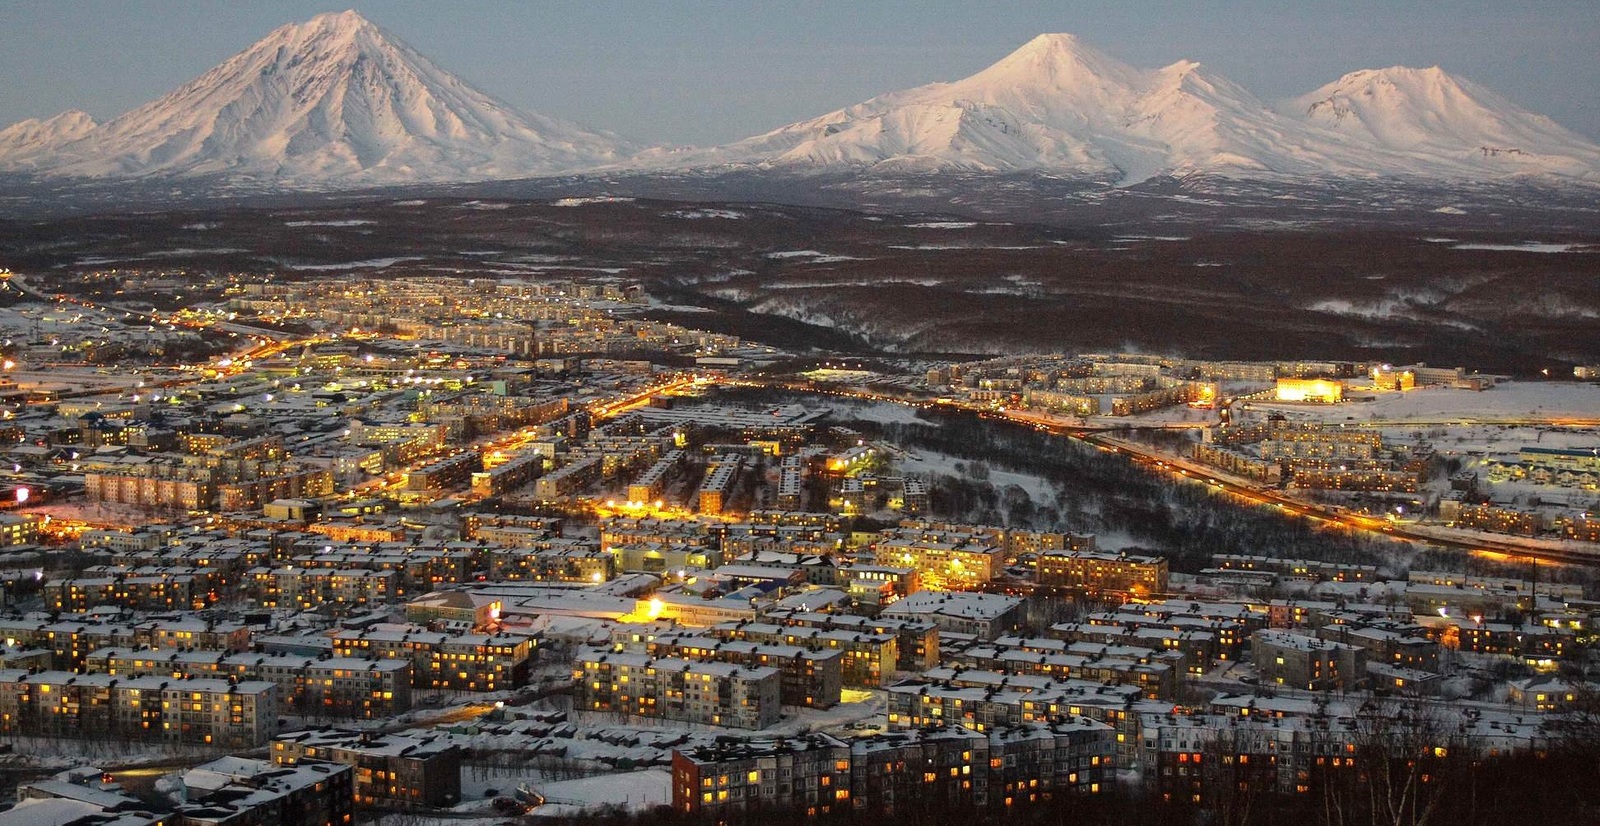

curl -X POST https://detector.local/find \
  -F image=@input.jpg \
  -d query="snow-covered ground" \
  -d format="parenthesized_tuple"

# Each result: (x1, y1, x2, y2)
(1254, 382, 1600, 423)
(897, 449, 1057, 503)
(667, 208, 745, 219)
(551, 196, 635, 207)
(285, 257, 423, 271)
(1448, 242, 1595, 253)
(531, 769, 672, 816)
(765, 250, 864, 263)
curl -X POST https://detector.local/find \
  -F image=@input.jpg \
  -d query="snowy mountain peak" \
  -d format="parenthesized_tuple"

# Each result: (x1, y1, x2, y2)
(0, 109, 97, 145)
(305, 9, 372, 31)
(263, 8, 384, 55)
(0, 10, 634, 185)
(961, 32, 1144, 102)
(648, 34, 1599, 184)
(4, 24, 1596, 190)
(1291, 65, 1600, 176)
(0, 109, 99, 171)
(986, 32, 1129, 74)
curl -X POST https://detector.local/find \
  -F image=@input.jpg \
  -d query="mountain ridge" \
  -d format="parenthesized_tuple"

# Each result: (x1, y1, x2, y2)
(2, 18, 1595, 188)
(635, 34, 1600, 184)
(0, 10, 635, 185)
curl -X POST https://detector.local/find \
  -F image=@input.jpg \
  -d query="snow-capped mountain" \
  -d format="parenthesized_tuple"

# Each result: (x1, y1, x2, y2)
(636, 34, 1162, 177)
(1291, 66, 1600, 178)
(0, 110, 99, 171)
(0, 10, 635, 185)
(639, 34, 1600, 184)
(3, 22, 1596, 191)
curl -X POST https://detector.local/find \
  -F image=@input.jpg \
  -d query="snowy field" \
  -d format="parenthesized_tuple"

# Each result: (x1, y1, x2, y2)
(285, 257, 422, 270)
(897, 449, 1057, 503)
(1254, 382, 1600, 423)
(531, 769, 672, 816)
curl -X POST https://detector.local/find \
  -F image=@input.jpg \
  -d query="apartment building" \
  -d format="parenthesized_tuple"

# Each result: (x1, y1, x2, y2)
(573, 649, 781, 730)
(711, 621, 898, 688)
(44, 572, 214, 613)
(873, 531, 1003, 590)
(470, 450, 543, 498)
(698, 454, 744, 515)
(1036, 550, 1170, 595)
(846, 726, 990, 813)
(248, 567, 396, 611)
(946, 640, 1178, 700)
(672, 734, 852, 818)
(0, 670, 277, 747)
(177, 756, 353, 826)
(532, 456, 601, 499)
(1253, 630, 1367, 691)
(882, 591, 1025, 641)
(485, 543, 615, 583)
(638, 634, 843, 708)
(274, 729, 462, 809)
(672, 721, 1102, 818)
(0, 618, 252, 671)
(85, 648, 412, 719)
(329, 627, 535, 691)
(767, 611, 940, 672)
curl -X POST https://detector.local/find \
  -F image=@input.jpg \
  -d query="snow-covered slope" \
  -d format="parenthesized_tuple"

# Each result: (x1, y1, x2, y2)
(1291, 66, 1600, 178)
(0, 110, 98, 171)
(0, 10, 634, 185)
(638, 34, 1600, 184)
(636, 34, 1161, 178)
(4, 23, 1595, 189)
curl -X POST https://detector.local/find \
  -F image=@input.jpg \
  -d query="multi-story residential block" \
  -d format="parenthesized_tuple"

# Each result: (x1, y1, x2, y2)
(470, 450, 543, 498)
(672, 733, 852, 818)
(873, 530, 1003, 589)
(946, 641, 1179, 700)
(881, 590, 1025, 641)
(0, 670, 276, 747)
(767, 611, 940, 672)
(638, 634, 843, 708)
(627, 450, 684, 504)
(532, 456, 601, 499)
(1051, 622, 1218, 675)
(711, 621, 898, 688)
(249, 567, 396, 610)
(573, 649, 781, 730)
(1036, 549, 1170, 595)
(1253, 630, 1367, 691)
(697, 454, 743, 515)
(177, 756, 353, 826)
(43, 571, 215, 613)
(286, 547, 474, 596)
(0, 513, 41, 546)
(1316, 624, 1440, 672)
(1211, 554, 1377, 583)
(0, 618, 252, 671)
(273, 729, 462, 809)
(485, 542, 615, 583)
(329, 627, 535, 691)
(85, 648, 412, 719)
(672, 720, 1113, 817)
(403, 451, 476, 489)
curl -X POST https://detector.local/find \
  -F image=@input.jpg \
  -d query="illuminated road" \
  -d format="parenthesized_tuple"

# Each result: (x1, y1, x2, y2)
(726, 376, 1600, 567)
(589, 375, 700, 420)
(1081, 432, 1599, 567)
